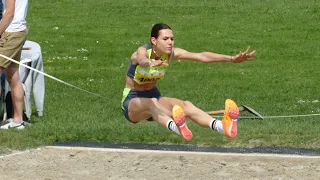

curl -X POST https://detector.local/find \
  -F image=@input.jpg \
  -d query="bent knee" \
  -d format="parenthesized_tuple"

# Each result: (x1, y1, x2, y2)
(148, 98, 161, 109)
(182, 101, 197, 116)
(183, 100, 194, 108)
(150, 98, 159, 103)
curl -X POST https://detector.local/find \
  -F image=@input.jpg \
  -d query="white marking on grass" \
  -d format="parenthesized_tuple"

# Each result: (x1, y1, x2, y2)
(77, 48, 88, 52)
(297, 99, 319, 104)
(45, 146, 320, 159)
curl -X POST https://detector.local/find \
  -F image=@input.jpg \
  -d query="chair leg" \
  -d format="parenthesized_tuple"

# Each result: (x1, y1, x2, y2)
(3, 104, 7, 120)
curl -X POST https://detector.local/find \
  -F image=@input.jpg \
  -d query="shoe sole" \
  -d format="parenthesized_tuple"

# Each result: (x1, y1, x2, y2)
(222, 99, 239, 138)
(172, 105, 193, 141)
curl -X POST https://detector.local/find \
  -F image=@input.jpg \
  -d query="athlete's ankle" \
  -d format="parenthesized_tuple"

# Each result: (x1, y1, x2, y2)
(210, 119, 224, 134)
(166, 119, 180, 135)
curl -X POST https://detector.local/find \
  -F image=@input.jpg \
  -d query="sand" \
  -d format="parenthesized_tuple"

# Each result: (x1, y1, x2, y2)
(0, 147, 319, 180)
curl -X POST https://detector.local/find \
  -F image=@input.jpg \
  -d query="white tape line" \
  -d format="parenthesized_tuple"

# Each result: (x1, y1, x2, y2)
(45, 146, 320, 159)
(213, 114, 320, 119)
(263, 114, 320, 118)
(0, 53, 103, 98)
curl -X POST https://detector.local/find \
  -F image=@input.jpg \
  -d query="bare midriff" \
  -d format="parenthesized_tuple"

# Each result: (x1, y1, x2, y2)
(125, 76, 157, 91)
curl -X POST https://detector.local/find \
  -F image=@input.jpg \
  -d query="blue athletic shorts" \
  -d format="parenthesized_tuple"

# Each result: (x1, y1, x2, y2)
(121, 87, 161, 122)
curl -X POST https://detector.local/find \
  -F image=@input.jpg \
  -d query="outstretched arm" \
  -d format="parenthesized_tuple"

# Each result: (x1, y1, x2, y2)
(173, 46, 256, 63)
(131, 46, 151, 68)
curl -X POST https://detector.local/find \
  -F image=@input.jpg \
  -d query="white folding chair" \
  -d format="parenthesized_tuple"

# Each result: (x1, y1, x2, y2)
(1, 40, 45, 121)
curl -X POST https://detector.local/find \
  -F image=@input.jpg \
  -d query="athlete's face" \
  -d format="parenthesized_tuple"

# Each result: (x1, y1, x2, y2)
(151, 29, 174, 55)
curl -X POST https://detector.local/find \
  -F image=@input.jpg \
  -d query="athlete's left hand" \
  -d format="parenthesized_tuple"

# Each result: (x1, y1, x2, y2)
(150, 59, 169, 67)
(150, 59, 163, 67)
(231, 46, 256, 63)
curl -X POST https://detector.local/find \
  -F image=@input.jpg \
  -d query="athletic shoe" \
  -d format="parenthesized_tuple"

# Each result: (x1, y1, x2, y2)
(222, 99, 239, 138)
(172, 105, 193, 140)
(0, 118, 25, 130)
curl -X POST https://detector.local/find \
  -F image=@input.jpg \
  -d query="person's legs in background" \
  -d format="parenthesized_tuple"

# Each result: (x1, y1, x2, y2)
(0, 30, 28, 129)
(5, 63, 24, 124)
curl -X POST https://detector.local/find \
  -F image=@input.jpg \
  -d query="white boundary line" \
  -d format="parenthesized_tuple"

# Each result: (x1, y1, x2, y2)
(1, 146, 319, 159)
(45, 146, 320, 159)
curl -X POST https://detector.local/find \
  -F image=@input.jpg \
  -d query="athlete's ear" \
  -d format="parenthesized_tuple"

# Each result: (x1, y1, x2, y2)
(150, 37, 157, 46)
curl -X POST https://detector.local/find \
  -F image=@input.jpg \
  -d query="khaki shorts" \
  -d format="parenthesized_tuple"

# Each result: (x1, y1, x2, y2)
(0, 29, 28, 68)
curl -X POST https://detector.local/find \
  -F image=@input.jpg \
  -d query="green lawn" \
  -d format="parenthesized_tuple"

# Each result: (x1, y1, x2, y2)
(0, 0, 319, 150)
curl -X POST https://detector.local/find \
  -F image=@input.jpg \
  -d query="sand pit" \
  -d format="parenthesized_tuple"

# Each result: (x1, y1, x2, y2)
(0, 147, 319, 180)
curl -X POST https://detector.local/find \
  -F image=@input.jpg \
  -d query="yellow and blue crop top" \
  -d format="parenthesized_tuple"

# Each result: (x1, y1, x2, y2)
(127, 44, 173, 84)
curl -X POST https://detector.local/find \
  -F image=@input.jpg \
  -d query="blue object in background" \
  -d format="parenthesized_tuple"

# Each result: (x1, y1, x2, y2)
(1, 71, 5, 87)
(0, 0, 2, 20)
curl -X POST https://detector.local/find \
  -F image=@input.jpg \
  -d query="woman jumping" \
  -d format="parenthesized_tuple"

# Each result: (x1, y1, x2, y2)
(121, 23, 256, 140)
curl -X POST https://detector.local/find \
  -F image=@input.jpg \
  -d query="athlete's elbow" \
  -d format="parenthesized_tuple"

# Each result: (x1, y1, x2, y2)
(199, 57, 210, 63)
(201, 59, 211, 63)
(198, 53, 210, 63)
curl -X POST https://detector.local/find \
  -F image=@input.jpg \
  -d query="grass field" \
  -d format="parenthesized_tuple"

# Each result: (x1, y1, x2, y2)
(0, 0, 319, 150)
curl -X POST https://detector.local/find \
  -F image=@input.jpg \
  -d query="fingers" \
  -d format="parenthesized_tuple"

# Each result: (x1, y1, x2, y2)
(243, 46, 251, 54)
(242, 46, 256, 58)
(157, 60, 164, 65)
(162, 61, 169, 66)
(249, 50, 256, 57)
(245, 50, 256, 60)
(239, 51, 247, 58)
(150, 60, 164, 67)
(233, 47, 256, 63)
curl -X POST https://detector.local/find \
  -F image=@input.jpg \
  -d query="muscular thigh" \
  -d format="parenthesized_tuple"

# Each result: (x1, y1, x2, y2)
(122, 87, 161, 123)
(128, 97, 155, 123)
(158, 97, 185, 111)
